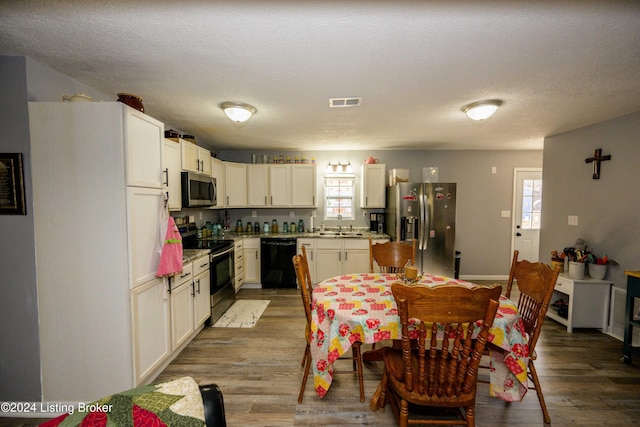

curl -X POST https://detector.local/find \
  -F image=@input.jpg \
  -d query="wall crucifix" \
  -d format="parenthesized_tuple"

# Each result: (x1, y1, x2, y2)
(584, 148, 611, 179)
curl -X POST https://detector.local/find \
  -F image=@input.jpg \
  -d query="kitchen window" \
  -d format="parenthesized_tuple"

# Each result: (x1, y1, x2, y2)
(324, 168, 355, 220)
(521, 179, 542, 229)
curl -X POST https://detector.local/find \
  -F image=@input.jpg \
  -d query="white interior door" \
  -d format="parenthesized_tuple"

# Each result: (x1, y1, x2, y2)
(512, 168, 542, 262)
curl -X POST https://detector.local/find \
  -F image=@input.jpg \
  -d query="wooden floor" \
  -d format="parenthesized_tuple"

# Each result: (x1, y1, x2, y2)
(3, 286, 640, 426)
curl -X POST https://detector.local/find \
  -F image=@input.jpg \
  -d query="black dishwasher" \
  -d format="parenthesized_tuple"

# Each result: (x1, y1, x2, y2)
(261, 238, 297, 288)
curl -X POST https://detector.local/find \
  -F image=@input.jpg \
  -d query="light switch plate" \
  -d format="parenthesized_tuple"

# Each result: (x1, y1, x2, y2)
(568, 215, 579, 226)
(501, 210, 511, 217)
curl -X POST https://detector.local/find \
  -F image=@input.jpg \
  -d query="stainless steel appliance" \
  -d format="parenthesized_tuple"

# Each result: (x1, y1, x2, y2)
(385, 183, 457, 277)
(179, 223, 235, 324)
(181, 172, 216, 208)
(260, 238, 297, 288)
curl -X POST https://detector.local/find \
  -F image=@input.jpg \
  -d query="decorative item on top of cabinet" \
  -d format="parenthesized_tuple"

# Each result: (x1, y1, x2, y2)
(360, 163, 386, 208)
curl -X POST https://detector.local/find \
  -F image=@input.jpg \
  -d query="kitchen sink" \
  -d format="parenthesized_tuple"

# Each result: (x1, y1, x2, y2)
(318, 231, 365, 237)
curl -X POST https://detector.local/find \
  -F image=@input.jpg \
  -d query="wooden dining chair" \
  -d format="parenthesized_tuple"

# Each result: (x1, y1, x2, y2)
(502, 250, 561, 425)
(369, 238, 416, 274)
(370, 282, 501, 427)
(292, 254, 365, 403)
(298, 245, 314, 369)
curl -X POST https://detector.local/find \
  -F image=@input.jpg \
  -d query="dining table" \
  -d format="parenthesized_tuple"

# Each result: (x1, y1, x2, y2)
(310, 273, 529, 402)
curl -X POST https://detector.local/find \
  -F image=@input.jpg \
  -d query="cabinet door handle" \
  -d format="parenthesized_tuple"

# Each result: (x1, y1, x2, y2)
(163, 168, 169, 186)
(196, 278, 201, 294)
(345, 251, 348, 261)
(167, 276, 172, 294)
(191, 282, 196, 297)
(255, 252, 258, 260)
(265, 196, 268, 205)
(339, 252, 341, 262)
(226, 195, 229, 205)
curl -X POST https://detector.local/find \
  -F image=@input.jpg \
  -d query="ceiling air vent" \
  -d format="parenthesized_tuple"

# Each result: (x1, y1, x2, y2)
(329, 97, 362, 108)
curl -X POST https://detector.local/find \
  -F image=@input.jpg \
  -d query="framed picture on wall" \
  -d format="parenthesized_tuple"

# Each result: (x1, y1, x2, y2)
(0, 153, 26, 215)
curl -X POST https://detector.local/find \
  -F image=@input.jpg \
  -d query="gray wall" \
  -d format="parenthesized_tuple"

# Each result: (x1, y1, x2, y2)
(0, 56, 111, 401)
(220, 149, 543, 277)
(540, 111, 640, 290)
(0, 57, 41, 401)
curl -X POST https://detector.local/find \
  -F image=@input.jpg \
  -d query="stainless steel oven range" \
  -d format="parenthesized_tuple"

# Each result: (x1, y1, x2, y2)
(178, 223, 235, 324)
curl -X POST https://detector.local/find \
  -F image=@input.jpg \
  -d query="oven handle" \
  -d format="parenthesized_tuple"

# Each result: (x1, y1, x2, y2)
(210, 246, 234, 260)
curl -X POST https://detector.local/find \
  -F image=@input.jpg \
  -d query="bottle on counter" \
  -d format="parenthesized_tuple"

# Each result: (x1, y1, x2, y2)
(283, 222, 289, 233)
(236, 219, 243, 232)
(263, 221, 270, 233)
(246, 221, 253, 233)
(271, 219, 278, 233)
(254, 222, 260, 233)
(298, 219, 304, 233)
(291, 222, 297, 233)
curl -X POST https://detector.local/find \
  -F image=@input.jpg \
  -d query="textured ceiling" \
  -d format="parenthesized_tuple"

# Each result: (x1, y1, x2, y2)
(1, 0, 639, 151)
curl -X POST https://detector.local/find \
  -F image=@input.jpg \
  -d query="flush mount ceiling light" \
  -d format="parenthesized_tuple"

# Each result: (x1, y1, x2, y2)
(220, 102, 257, 123)
(462, 99, 503, 121)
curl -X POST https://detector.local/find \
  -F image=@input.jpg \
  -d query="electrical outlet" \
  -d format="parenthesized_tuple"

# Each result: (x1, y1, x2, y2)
(251, 210, 257, 218)
(199, 212, 203, 220)
(492, 166, 497, 174)
(363, 210, 367, 216)
(289, 210, 295, 218)
(568, 215, 579, 226)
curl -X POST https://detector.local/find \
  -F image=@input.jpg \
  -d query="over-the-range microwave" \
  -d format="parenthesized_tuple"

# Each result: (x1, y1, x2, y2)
(181, 171, 217, 208)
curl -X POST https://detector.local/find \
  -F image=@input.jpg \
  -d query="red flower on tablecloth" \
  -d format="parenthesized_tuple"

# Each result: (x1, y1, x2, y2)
(335, 297, 347, 302)
(327, 291, 338, 296)
(503, 376, 515, 390)
(353, 291, 365, 296)
(316, 329, 325, 346)
(381, 290, 392, 296)
(339, 323, 350, 337)
(316, 306, 325, 323)
(317, 358, 328, 371)
(132, 404, 168, 427)
(353, 308, 369, 315)
(511, 343, 528, 358)
(78, 410, 107, 427)
(365, 298, 377, 303)
(327, 309, 335, 320)
(366, 318, 381, 330)
(387, 308, 398, 315)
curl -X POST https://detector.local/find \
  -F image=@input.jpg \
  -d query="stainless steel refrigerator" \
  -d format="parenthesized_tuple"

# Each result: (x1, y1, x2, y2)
(385, 183, 457, 277)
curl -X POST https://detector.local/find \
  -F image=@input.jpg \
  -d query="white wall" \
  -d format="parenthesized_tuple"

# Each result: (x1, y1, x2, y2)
(540, 111, 640, 291)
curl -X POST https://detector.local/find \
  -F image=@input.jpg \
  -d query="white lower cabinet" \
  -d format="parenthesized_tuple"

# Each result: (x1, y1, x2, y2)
(297, 238, 317, 284)
(130, 278, 171, 385)
(234, 239, 245, 290)
(315, 238, 370, 282)
(193, 256, 211, 327)
(171, 257, 211, 351)
(243, 238, 261, 284)
(171, 264, 196, 351)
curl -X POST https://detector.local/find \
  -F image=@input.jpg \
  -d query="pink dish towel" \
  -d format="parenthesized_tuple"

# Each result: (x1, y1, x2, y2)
(156, 216, 183, 277)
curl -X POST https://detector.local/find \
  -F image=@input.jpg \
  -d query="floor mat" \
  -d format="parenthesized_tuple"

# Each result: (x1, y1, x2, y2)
(212, 300, 270, 328)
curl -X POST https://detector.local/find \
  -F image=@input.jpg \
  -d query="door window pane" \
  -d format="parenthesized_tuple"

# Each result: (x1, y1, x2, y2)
(522, 179, 542, 229)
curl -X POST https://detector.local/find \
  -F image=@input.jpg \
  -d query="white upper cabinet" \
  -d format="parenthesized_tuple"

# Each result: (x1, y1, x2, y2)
(247, 164, 292, 207)
(225, 162, 247, 207)
(270, 164, 291, 206)
(247, 164, 269, 207)
(162, 138, 181, 211)
(180, 139, 211, 176)
(291, 164, 317, 207)
(124, 108, 164, 189)
(211, 156, 226, 208)
(360, 163, 386, 208)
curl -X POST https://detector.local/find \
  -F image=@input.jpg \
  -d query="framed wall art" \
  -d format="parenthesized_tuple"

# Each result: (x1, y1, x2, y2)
(0, 153, 26, 215)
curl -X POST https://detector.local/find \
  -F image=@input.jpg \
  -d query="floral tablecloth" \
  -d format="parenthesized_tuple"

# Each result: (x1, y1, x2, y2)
(310, 273, 529, 402)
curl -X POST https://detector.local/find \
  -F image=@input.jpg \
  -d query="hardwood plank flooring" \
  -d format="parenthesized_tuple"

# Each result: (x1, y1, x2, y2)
(3, 286, 640, 426)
